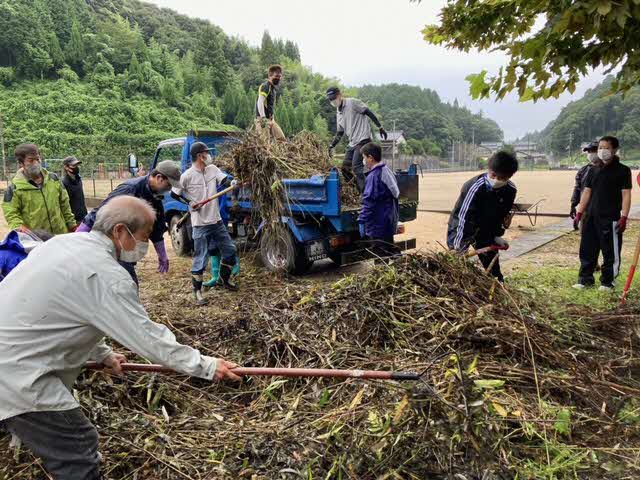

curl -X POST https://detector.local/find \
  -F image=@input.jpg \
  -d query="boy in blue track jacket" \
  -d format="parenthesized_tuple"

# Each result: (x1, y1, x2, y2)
(358, 142, 400, 257)
(447, 151, 519, 281)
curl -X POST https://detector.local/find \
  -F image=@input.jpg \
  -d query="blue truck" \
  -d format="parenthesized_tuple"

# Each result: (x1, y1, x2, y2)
(147, 129, 418, 274)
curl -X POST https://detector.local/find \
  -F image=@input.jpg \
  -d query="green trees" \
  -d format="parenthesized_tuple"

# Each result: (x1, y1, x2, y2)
(65, 20, 85, 74)
(259, 31, 301, 67)
(538, 76, 640, 153)
(194, 25, 230, 96)
(357, 84, 503, 155)
(47, 33, 65, 70)
(0, 0, 506, 162)
(422, 0, 640, 100)
(260, 31, 279, 67)
(0, 81, 231, 160)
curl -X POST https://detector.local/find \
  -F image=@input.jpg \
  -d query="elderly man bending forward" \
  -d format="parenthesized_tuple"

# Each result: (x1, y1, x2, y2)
(0, 196, 240, 480)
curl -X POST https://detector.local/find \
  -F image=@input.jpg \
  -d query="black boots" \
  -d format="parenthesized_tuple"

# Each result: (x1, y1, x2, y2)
(191, 274, 208, 306)
(216, 262, 238, 291)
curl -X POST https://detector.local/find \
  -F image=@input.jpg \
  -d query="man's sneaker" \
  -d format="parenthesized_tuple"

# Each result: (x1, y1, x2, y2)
(572, 283, 586, 290)
(193, 290, 208, 306)
(599, 285, 614, 292)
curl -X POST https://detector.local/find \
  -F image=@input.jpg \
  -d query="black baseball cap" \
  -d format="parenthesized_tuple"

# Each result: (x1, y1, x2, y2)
(582, 141, 598, 153)
(63, 155, 81, 167)
(190, 141, 210, 159)
(326, 87, 341, 101)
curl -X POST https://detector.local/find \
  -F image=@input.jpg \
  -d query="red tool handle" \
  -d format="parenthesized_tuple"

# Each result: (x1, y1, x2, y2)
(84, 362, 420, 381)
(193, 184, 235, 209)
(621, 265, 636, 305)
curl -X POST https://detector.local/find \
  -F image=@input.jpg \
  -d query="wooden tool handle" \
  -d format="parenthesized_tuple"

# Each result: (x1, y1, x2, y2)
(176, 185, 236, 229)
(84, 362, 421, 381)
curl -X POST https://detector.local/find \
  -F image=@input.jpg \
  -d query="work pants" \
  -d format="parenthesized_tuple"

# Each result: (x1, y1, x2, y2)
(192, 221, 237, 274)
(474, 238, 504, 282)
(579, 215, 623, 287)
(343, 138, 370, 193)
(2, 408, 101, 479)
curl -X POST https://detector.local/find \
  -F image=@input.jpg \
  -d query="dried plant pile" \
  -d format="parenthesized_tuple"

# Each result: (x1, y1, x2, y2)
(218, 131, 361, 224)
(3, 253, 640, 479)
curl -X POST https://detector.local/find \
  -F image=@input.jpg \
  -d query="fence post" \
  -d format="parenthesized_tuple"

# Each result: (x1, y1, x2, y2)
(92, 170, 96, 197)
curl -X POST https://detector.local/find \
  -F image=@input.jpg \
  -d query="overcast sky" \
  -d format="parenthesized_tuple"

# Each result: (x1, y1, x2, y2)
(148, 0, 606, 141)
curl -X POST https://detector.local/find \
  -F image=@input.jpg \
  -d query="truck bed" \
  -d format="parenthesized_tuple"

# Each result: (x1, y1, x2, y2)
(235, 166, 419, 226)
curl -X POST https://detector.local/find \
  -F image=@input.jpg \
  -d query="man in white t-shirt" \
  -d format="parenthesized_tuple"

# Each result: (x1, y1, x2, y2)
(171, 142, 239, 305)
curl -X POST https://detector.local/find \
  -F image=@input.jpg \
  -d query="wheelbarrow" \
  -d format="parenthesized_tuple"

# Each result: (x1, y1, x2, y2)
(504, 199, 546, 228)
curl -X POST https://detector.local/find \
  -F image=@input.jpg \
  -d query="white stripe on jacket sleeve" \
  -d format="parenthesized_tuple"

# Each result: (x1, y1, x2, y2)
(453, 178, 484, 250)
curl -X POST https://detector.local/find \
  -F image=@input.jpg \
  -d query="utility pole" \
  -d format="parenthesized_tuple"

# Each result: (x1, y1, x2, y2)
(392, 119, 396, 170)
(450, 139, 454, 168)
(568, 132, 573, 165)
(0, 113, 5, 181)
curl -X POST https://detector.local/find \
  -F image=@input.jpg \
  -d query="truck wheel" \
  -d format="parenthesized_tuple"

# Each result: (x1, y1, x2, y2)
(260, 228, 313, 275)
(169, 214, 192, 257)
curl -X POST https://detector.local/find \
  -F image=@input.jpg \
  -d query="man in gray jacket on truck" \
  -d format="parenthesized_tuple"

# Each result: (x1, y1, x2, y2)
(0, 196, 240, 480)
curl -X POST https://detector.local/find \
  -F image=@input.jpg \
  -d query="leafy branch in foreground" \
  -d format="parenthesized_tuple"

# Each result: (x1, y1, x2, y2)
(417, 0, 640, 101)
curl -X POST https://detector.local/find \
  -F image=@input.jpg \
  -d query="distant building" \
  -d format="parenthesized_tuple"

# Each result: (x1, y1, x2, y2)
(375, 130, 407, 145)
(375, 130, 406, 164)
(479, 141, 548, 166)
(480, 141, 538, 154)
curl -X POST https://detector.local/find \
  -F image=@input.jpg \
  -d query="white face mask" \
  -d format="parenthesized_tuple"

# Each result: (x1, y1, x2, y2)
(204, 153, 214, 165)
(25, 163, 42, 178)
(117, 226, 149, 263)
(488, 177, 507, 189)
(587, 152, 599, 163)
(330, 99, 340, 108)
(598, 148, 612, 162)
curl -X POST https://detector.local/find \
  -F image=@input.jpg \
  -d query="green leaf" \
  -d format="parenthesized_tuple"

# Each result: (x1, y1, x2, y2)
(318, 388, 332, 408)
(519, 86, 536, 102)
(465, 70, 489, 99)
(597, 1, 612, 16)
(554, 409, 572, 435)
(473, 379, 505, 389)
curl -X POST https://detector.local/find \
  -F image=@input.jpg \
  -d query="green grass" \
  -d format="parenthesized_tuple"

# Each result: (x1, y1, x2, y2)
(510, 266, 624, 312)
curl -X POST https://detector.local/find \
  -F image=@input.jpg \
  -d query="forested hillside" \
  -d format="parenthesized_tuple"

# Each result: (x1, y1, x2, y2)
(0, 0, 503, 162)
(536, 76, 640, 156)
(358, 84, 503, 156)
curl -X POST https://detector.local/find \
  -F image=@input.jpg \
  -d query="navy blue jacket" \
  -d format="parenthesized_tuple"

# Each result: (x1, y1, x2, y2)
(0, 231, 27, 282)
(0, 230, 45, 282)
(83, 175, 166, 243)
(358, 163, 399, 239)
(447, 173, 516, 251)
